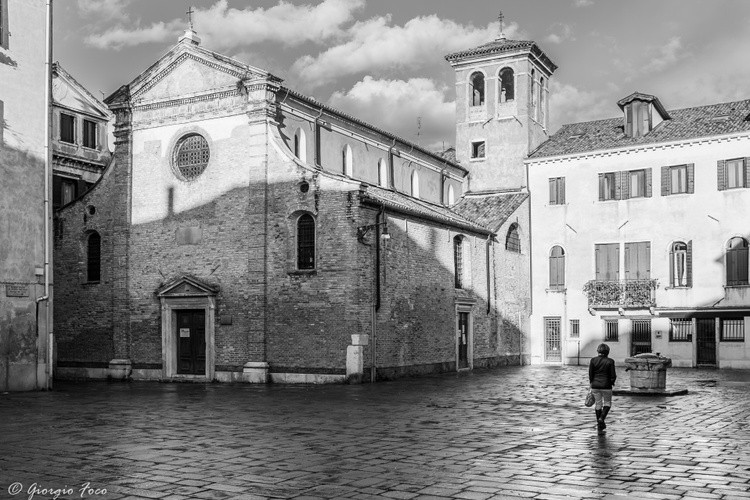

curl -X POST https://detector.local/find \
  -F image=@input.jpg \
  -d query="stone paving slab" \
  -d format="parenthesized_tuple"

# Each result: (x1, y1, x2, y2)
(0, 366, 749, 499)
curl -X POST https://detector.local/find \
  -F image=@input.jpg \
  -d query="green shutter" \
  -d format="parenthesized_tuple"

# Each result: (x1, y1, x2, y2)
(646, 168, 652, 197)
(717, 160, 726, 191)
(559, 177, 566, 204)
(661, 166, 670, 196)
(616, 171, 624, 200)
(598, 173, 604, 201)
(687, 164, 695, 194)
(685, 240, 693, 288)
(549, 178, 556, 205)
(620, 171, 629, 200)
(745, 158, 750, 188)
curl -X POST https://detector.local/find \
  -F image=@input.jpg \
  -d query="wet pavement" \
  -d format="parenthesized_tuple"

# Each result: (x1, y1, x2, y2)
(1, 365, 749, 500)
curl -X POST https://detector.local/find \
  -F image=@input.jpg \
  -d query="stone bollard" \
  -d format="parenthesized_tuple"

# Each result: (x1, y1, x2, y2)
(107, 359, 132, 380)
(346, 334, 369, 384)
(624, 353, 672, 391)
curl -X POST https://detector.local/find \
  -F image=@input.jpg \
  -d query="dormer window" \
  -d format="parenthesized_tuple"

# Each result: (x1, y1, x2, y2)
(618, 92, 670, 138)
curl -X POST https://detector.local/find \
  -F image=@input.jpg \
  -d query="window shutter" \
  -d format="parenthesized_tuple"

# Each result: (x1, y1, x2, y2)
(620, 171, 629, 200)
(669, 246, 675, 287)
(624, 243, 633, 280)
(661, 166, 670, 196)
(745, 158, 750, 188)
(598, 173, 604, 201)
(616, 171, 624, 200)
(614, 245, 620, 281)
(643, 242, 651, 279)
(685, 240, 693, 288)
(646, 168, 652, 197)
(595, 245, 601, 280)
(559, 177, 566, 204)
(687, 164, 695, 194)
(717, 160, 726, 191)
(549, 178, 556, 204)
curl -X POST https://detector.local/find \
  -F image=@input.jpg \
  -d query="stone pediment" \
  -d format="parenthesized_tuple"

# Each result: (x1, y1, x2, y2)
(157, 275, 218, 297)
(132, 52, 245, 104)
(53, 63, 111, 119)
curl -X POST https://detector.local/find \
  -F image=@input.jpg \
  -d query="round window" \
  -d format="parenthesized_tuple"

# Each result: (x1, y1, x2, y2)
(173, 133, 210, 180)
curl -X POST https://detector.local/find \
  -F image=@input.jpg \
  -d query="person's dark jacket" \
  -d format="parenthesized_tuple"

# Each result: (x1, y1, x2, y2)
(589, 355, 616, 389)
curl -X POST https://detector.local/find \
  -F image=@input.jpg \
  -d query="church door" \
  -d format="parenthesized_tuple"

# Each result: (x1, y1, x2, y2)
(176, 309, 206, 375)
(458, 312, 470, 369)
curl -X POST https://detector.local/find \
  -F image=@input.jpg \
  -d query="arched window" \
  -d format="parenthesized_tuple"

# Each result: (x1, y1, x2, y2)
(87, 231, 101, 282)
(454, 236, 464, 289)
(505, 223, 520, 253)
(378, 159, 388, 188)
(411, 171, 420, 198)
(499, 67, 514, 102)
(297, 214, 315, 270)
(531, 69, 538, 121)
(670, 241, 691, 287)
(447, 185, 455, 206)
(549, 246, 565, 290)
(726, 237, 749, 286)
(294, 128, 306, 163)
(470, 72, 485, 107)
(539, 77, 546, 126)
(342, 144, 353, 177)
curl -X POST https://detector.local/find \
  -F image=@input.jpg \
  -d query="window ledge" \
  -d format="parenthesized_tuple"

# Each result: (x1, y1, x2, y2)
(547, 203, 568, 207)
(288, 270, 317, 277)
(546, 288, 566, 293)
(469, 157, 486, 162)
(724, 284, 750, 289)
(82, 146, 100, 152)
(665, 286, 691, 290)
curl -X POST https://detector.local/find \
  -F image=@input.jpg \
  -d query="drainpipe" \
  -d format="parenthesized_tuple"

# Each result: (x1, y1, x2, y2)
(486, 237, 491, 314)
(371, 204, 386, 382)
(37, 0, 54, 390)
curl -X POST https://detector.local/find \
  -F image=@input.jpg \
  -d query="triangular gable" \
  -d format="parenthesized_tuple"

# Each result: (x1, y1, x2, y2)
(157, 275, 218, 297)
(126, 42, 273, 105)
(53, 63, 111, 119)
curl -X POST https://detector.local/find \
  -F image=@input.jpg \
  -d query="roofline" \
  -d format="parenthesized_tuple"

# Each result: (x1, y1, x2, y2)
(445, 40, 558, 74)
(284, 87, 467, 174)
(359, 193, 493, 236)
(53, 62, 113, 118)
(526, 129, 750, 164)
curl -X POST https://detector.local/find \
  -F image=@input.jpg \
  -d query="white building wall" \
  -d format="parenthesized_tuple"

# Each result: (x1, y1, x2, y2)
(528, 132, 750, 368)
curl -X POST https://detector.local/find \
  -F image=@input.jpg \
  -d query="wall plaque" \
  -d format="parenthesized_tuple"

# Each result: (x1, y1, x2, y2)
(6, 284, 29, 297)
(179, 328, 191, 338)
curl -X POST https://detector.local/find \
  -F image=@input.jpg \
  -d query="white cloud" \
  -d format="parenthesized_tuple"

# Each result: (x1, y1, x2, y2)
(574, 0, 594, 7)
(77, 0, 130, 22)
(643, 37, 684, 72)
(548, 80, 618, 132)
(329, 77, 456, 148)
(293, 15, 517, 89)
(84, 0, 364, 51)
(195, 0, 364, 50)
(545, 23, 575, 45)
(84, 20, 183, 50)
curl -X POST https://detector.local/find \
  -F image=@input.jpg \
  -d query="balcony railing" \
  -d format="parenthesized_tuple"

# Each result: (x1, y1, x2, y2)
(583, 279, 658, 309)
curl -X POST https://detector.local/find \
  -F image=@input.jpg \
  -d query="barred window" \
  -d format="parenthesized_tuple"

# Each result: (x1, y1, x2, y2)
(297, 214, 315, 270)
(604, 319, 618, 341)
(454, 236, 463, 289)
(570, 319, 580, 339)
(174, 133, 210, 180)
(669, 319, 693, 342)
(721, 319, 745, 342)
(505, 223, 520, 253)
(87, 232, 101, 282)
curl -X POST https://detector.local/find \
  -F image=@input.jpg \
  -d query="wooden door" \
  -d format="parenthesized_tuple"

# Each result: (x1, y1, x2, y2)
(176, 309, 206, 375)
(696, 319, 716, 366)
(458, 312, 469, 369)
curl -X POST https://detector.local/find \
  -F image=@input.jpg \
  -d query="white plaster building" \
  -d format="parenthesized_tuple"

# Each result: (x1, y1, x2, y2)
(527, 92, 750, 368)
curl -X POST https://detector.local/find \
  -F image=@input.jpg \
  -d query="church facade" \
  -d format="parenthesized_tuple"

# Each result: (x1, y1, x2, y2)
(54, 29, 550, 382)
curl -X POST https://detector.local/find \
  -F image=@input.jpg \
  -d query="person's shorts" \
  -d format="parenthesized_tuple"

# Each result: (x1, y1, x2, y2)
(591, 389, 612, 409)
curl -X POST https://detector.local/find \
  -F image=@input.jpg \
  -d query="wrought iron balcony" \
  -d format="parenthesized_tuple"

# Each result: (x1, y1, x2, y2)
(583, 279, 658, 309)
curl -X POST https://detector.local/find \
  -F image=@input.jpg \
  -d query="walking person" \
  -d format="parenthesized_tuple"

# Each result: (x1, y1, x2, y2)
(589, 343, 616, 431)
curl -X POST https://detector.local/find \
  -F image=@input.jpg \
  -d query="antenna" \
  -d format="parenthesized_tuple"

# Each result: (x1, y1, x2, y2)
(416, 116, 422, 145)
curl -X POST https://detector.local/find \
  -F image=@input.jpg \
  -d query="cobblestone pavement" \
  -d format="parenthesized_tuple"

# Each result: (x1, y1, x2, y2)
(1, 366, 749, 500)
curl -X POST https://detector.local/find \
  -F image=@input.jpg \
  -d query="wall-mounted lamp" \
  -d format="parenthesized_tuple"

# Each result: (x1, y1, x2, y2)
(357, 221, 389, 242)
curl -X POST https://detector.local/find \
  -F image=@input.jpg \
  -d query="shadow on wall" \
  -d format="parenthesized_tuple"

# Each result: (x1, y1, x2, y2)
(53, 157, 526, 379)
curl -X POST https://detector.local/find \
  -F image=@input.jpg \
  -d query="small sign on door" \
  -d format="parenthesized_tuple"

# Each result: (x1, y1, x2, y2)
(179, 328, 190, 338)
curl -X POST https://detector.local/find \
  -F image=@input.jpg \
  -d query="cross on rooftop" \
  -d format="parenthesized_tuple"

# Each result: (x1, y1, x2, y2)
(186, 6, 195, 30)
(498, 11, 506, 40)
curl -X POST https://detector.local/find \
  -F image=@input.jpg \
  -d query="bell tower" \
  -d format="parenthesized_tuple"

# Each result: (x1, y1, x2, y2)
(445, 22, 557, 192)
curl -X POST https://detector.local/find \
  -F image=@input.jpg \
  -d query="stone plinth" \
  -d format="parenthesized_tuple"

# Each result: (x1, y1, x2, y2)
(107, 359, 132, 380)
(242, 362, 269, 383)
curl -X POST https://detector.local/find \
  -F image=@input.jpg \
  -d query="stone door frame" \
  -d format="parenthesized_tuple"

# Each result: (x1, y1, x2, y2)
(455, 300, 475, 371)
(157, 276, 217, 381)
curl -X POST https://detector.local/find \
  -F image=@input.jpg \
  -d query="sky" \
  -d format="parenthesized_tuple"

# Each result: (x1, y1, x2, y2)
(55, 0, 750, 150)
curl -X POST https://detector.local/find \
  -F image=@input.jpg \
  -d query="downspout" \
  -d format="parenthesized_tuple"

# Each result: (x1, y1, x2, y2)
(371, 204, 386, 383)
(37, 0, 54, 390)
(525, 160, 533, 366)
(486, 237, 491, 315)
